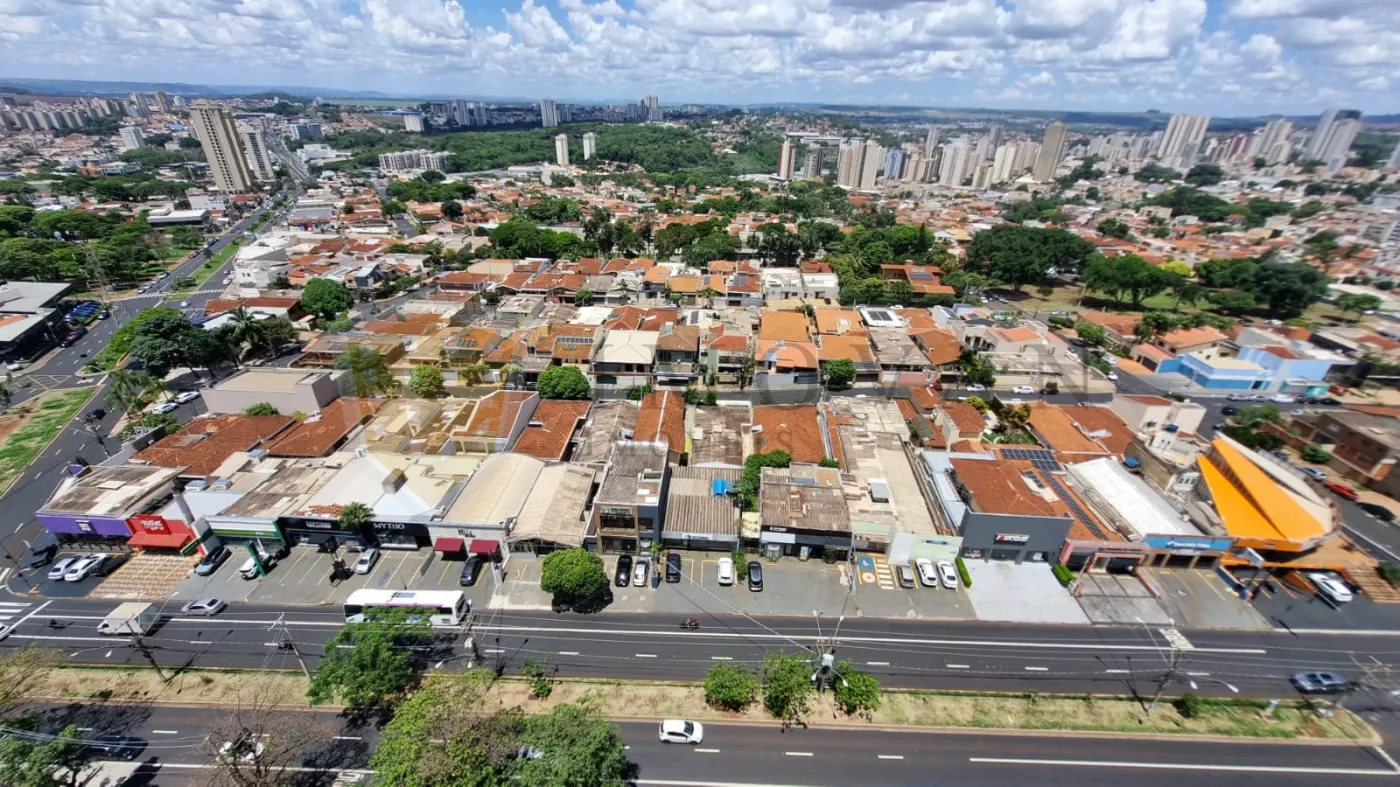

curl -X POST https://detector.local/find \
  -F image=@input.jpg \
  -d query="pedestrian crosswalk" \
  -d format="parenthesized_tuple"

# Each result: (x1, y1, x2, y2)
(872, 559, 896, 590)
(0, 601, 33, 622)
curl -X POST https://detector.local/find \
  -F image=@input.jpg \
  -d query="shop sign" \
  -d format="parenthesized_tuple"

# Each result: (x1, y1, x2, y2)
(76, 520, 93, 533)
(995, 533, 1030, 544)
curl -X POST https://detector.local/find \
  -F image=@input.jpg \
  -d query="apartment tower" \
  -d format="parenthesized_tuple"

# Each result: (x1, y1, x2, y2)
(189, 101, 255, 192)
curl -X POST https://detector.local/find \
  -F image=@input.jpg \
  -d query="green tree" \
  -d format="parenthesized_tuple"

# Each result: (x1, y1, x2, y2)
(307, 606, 433, 712)
(704, 663, 760, 711)
(1336, 293, 1382, 320)
(1252, 262, 1330, 318)
(832, 660, 882, 717)
(537, 365, 591, 400)
(104, 369, 147, 414)
(334, 345, 397, 397)
(1301, 444, 1331, 464)
(1073, 321, 1107, 346)
(0, 722, 86, 787)
(762, 652, 815, 725)
(737, 450, 791, 511)
(1235, 405, 1282, 427)
(338, 501, 373, 531)
(540, 548, 608, 606)
(575, 289, 594, 306)
(1096, 217, 1132, 240)
(244, 402, 279, 416)
(515, 702, 630, 787)
(301, 278, 354, 319)
(408, 364, 447, 397)
(441, 200, 464, 221)
(1184, 163, 1225, 187)
(820, 358, 856, 389)
(1208, 289, 1256, 315)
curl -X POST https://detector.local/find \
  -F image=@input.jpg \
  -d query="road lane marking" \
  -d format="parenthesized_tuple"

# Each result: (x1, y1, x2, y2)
(1373, 746, 1400, 773)
(785, 751, 813, 757)
(866, 661, 889, 666)
(1186, 671, 1210, 677)
(1104, 669, 1131, 674)
(711, 656, 732, 660)
(946, 664, 970, 669)
(485, 625, 1266, 654)
(695, 748, 721, 753)
(151, 730, 179, 735)
(1024, 666, 1049, 671)
(559, 651, 579, 656)
(333, 735, 362, 741)
(968, 758, 1398, 776)
(878, 755, 904, 760)
(483, 648, 504, 654)
(636, 653, 657, 658)
(188, 640, 213, 645)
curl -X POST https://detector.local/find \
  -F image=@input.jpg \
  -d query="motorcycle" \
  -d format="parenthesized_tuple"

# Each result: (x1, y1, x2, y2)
(679, 618, 699, 631)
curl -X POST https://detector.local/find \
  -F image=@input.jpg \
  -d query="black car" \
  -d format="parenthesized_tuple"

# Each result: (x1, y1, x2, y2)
(1221, 406, 1238, 416)
(1321, 397, 1342, 406)
(666, 553, 682, 583)
(87, 734, 146, 760)
(459, 554, 485, 587)
(194, 546, 231, 577)
(614, 554, 633, 587)
(747, 561, 763, 592)
(1358, 502, 1396, 522)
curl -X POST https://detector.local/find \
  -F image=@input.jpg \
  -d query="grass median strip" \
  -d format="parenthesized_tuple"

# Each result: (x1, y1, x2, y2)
(0, 388, 96, 494)
(32, 666, 1373, 743)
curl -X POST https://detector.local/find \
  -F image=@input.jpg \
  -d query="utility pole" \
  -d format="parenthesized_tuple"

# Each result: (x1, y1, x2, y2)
(1146, 647, 1185, 715)
(132, 635, 169, 683)
(270, 613, 312, 679)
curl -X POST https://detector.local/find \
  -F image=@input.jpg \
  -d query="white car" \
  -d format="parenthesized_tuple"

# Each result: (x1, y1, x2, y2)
(716, 557, 734, 586)
(47, 556, 81, 581)
(1271, 394, 1296, 404)
(1308, 573, 1354, 604)
(658, 719, 704, 745)
(1012, 385, 1035, 395)
(354, 548, 380, 575)
(63, 554, 107, 582)
(1107, 372, 1119, 381)
(0, 623, 10, 641)
(174, 391, 200, 404)
(915, 558, 939, 588)
(936, 560, 959, 589)
(965, 384, 986, 392)
(5, 360, 23, 371)
(152, 402, 179, 415)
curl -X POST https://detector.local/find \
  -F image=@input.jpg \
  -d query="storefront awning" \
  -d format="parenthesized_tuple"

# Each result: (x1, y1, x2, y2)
(128, 530, 194, 550)
(433, 537, 465, 553)
(468, 539, 500, 555)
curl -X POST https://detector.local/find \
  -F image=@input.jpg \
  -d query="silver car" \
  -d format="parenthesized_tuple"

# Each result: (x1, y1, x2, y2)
(47, 556, 80, 581)
(181, 598, 226, 616)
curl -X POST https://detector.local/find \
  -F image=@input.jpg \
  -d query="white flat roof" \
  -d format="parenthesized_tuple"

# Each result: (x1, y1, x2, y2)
(1068, 457, 1198, 538)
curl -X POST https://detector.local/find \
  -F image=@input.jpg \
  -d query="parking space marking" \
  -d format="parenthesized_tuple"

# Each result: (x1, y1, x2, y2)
(700, 559, 718, 586)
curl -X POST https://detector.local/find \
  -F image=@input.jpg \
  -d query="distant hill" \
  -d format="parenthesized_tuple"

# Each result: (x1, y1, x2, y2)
(0, 77, 386, 100)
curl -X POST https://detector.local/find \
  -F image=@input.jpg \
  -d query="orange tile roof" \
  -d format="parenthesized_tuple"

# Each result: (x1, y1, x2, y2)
(1059, 405, 1132, 455)
(1077, 310, 1141, 336)
(755, 339, 818, 370)
(989, 326, 1041, 344)
(635, 390, 687, 454)
(1160, 325, 1227, 350)
(909, 386, 942, 412)
(817, 334, 875, 363)
(758, 311, 811, 343)
(914, 328, 962, 366)
(941, 402, 985, 436)
(643, 266, 673, 284)
(460, 390, 535, 439)
(1027, 403, 1104, 455)
(813, 309, 866, 336)
(753, 404, 824, 463)
(265, 399, 384, 458)
(135, 414, 294, 476)
(512, 399, 590, 461)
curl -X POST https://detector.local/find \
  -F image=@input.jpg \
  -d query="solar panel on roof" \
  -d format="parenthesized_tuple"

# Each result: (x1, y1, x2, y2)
(1043, 474, 1107, 539)
(1032, 458, 1064, 473)
(866, 309, 894, 322)
(909, 270, 934, 280)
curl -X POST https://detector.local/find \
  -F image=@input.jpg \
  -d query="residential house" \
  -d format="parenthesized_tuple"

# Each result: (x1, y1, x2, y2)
(654, 324, 701, 386)
(513, 399, 591, 462)
(450, 390, 539, 454)
(592, 330, 659, 390)
(1296, 409, 1400, 485)
(752, 404, 825, 464)
(635, 390, 687, 465)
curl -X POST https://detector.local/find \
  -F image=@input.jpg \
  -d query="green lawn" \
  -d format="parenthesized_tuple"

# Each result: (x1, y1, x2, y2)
(0, 387, 96, 494)
(169, 240, 242, 295)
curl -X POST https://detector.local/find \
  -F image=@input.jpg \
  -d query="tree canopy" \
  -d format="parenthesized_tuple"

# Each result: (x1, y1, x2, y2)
(307, 606, 435, 712)
(537, 365, 591, 400)
(302, 278, 354, 318)
(964, 225, 1096, 290)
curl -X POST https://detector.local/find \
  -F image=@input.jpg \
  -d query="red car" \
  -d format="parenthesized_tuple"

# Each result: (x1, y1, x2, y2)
(1324, 481, 1359, 501)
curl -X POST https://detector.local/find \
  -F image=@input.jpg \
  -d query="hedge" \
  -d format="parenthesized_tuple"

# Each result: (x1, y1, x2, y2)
(955, 556, 972, 588)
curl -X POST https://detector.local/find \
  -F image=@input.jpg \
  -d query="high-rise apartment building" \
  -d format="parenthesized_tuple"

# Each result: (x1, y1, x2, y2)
(238, 123, 277, 182)
(1256, 118, 1293, 165)
(778, 137, 798, 180)
(152, 91, 169, 113)
(555, 133, 570, 167)
(404, 114, 425, 133)
(1156, 114, 1211, 163)
(900, 152, 923, 183)
(923, 127, 941, 158)
(883, 148, 905, 181)
(804, 145, 824, 181)
(1321, 118, 1362, 174)
(1032, 122, 1068, 181)
(939, 142, 972, 187)
(189, 101, 255, 193)
(582, 132, 597, 161)
(540, 100, 559, 128)
(977, 125, 1003, 160)
(377, 150, 449, 173)
(118, 125, 144, 151)
(1304, 109, 1360, 160)
(990, 143, 1018, 184)
(289, 122, 323, 141)
(835, 140, 881, 190)
(644, 96, 662, 122)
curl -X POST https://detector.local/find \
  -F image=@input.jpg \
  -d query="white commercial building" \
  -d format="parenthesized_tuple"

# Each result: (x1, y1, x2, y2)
(404, 114, 425, 133)
(118, 125, 144, 151)
(582, 132, 596, 161)
(377, 149, 450, 173)
(554, 133, 570, 167)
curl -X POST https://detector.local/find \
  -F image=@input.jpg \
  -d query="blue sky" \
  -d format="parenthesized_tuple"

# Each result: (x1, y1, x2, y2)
(1, 0, 1396, 115)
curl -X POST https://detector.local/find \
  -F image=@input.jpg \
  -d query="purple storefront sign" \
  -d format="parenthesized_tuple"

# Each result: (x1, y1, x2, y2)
(37, 514, 133, 538)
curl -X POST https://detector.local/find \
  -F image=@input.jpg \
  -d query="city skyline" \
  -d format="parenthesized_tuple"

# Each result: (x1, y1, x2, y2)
(0, 0, 1396, 116)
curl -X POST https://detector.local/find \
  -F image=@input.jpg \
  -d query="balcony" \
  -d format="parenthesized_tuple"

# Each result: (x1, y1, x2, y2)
(653, 361, 698, 377)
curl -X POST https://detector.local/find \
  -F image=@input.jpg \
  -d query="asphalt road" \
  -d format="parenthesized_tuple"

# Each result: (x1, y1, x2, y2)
(19, 701, 1400, 786)
(6, 601, 1400, 709)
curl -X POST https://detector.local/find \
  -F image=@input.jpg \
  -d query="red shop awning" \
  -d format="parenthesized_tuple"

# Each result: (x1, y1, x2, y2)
(433, 537, 465, 553)
(128, 530, 194, 550)
(467, 539, 500, 555)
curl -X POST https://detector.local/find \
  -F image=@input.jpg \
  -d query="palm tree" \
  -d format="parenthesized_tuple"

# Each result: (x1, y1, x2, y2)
(105, 369, 146, 414)
(142, 374, 172, 404)
(229, 307, 259, 362)
(698, 286, 719, 308)
(500, 362, 522, 389)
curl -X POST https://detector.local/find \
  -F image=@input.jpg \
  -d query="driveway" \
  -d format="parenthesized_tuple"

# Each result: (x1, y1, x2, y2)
(1140, 567, 1271, 631)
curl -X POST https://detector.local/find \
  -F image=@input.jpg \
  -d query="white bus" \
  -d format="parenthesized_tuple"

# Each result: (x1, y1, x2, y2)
(342, 589, 470, 627)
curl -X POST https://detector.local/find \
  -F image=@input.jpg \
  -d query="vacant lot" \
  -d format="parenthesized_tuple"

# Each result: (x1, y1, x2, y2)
(0, 387, 96, 494)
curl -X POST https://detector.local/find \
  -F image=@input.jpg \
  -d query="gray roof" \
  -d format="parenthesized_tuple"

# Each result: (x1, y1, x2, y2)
(42, 465, 184, 517)
(597, 441, 668, 505)
(573, 400, 640, 464)
(509, 463, 596, 547)
(688, 406, 749, 467)
(759, 465, 850, 533)
(664, 467, 741, 537)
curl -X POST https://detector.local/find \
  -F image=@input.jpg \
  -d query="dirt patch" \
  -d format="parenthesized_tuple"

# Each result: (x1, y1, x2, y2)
(39, 667, 311, 708)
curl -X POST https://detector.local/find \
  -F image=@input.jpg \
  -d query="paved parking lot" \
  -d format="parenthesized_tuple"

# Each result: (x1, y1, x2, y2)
(964, 561, 1088, 624)
(1245, 569, 1400, 632)
(1075, 572, 1172, 626)
(1140, 567, 1271, 631)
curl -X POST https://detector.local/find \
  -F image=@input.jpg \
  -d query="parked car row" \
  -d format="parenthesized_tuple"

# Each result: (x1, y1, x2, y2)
(46, 553, 127, 582)
(902, 558, 959, 590)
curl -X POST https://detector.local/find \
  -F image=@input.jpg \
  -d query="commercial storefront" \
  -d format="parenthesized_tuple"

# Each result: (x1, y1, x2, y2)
(958, 520, 1071, 563)
(1142, 534, 1236, 569)
(203, 517, 287, 551)
(758, 526, 852, 559)
(1060, 540, 1151, 572)
(36, 513, 133, 547)
(126, 515, 197, 554)
(279, 517, 365, 549)
(369, 520, 431, 550)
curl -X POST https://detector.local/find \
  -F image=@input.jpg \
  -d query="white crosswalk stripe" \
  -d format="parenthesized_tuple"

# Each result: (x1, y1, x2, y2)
(0, 602, 32, 608)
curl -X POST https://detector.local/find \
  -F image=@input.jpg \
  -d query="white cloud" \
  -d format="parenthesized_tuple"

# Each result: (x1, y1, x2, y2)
(0, 0, 1391, 114)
